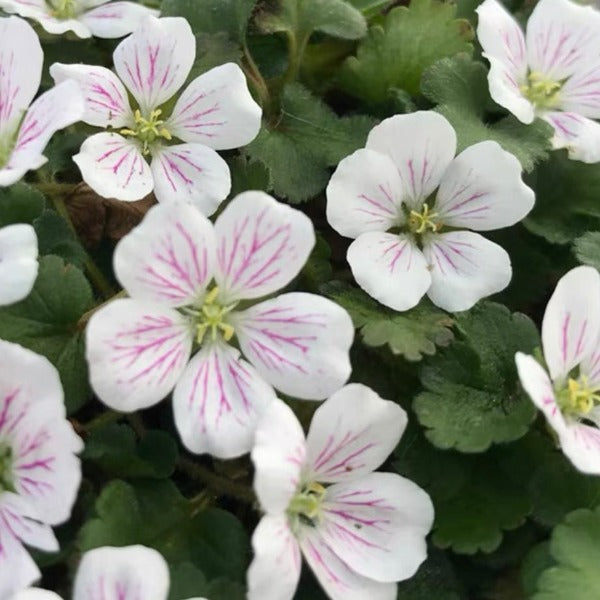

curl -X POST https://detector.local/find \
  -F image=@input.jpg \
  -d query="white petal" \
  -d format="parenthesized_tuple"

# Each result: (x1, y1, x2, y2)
(526, 0, 600, 81)
(73, 132, 153, 201)
(326, 148, 404, 239)
(346, 232, 431, 312)
(6, 80, 84, 174)
(305, 384, 407, 483)
(114, 202, 216, 307)
(299, 528, 397, 600)
(0, 528, 41, 598)
(435, 141, 535, 230)
(0, 0, 48, 21)
(85, 298, 193, 411)
(318, 472, 434, 582)
(559, 60, 600, 118)
(247, 515, 302, 600)
(556, 421, 600, 475)
(365, 112, 456, 209)
(233, 293, 353, 401)
(543, 111, 600, 164)
(12, 589, 62, 600)
(73, 545, 170, 600)
(150, 143, 231, 216)
(423, 231, 511, 312)
(113, 15, 194, 115)
(0, 17, 42, 138)
(0, 224, 38, 306)
(50, 63, 134, 128)
(80, 2, 160, 39)
(541, 265, 600, 382)
(214, 191, 315, 302)
(251, 399, 307, 514)
(172, 341, 277, 458)
(166, 62, 262, 150)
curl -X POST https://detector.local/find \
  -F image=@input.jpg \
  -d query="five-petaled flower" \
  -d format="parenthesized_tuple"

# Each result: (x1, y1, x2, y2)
(51, 15, 262, 214)
(85, 192, 354, 459)
(0, 0, 158, 39)
(15, 545, 206, 600)
(0, 224, 38, 306)
(0, 340, 83, 597)
(247, 384, 434, 600)
(516, 266, 600, 475)
(0, 16, 84, 187)
(326, 111, 535, 313)
(477, 0, 600, 163)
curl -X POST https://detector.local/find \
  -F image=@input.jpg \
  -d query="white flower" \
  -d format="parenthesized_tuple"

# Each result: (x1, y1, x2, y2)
(0, 224, 38, 306)
(247, 385, 434, 600)
(477, 0, 600, 163)
(516, 266, 600, 475)
(0, 340, 83, 597)
(0, 0, 159, 39)
(50, 16, 262, 214)
(326, 111, 534, 313)
(85, 192, 354, 458)
(13, 545, 206, 599)
(0, 16, 84, 187)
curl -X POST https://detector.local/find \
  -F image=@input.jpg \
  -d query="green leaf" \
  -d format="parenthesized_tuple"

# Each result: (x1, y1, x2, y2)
(168, 563, 245, 600)
(228, 155, 271, 198)
(188, 32, 243, 80)
(338, 0, 473, 105)
(0, 256, 92, 413)
(414, 302, 538, 452)
(322, 282, 454, 361)
(79, 479, 249, 581)
(245, 83, 374, 202)
(534, 507, 600, 599)
(421, 54, 553, 171)
(82, 424, 179, 479)
(33, 210, 87, 268)
(347, 0, 394, 18)
(574, 231, 600, 269)
(522, 542, 555, 598)
(0, 184, 45, 226)
(258, 0, 367, 40)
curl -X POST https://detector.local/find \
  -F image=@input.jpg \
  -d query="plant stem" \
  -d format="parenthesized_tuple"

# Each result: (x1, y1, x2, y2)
(242, 43, 271, 109)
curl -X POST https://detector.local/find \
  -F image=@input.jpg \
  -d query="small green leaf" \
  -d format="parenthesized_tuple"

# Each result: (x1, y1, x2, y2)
(338, 0, 473, 105)
(33, 210, 87, 268)
(168, 563, 245, 600)
(414, 302, 538, 452)
(522, 542, 555, 598)
(228, 155, 271, 198)
(83, 425, 179, 479)
(0, 256, 92, 413)
(0, 184, 45, 227)
(574, 231, 600, 269)
(534, 507, 600, 599)
(245, 83, 374, 202)
(323, 282, 454, 361)
(188, 32, 243, 79)
(421, 54, 553, 171)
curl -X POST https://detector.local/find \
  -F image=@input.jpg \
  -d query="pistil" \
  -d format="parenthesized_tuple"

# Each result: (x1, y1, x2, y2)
(408, 203, 440, 234)
(192, 287, 237, 345)
(287, 481, 326, 529)
(0, 444, 14, 493)
(520, 71, 562, 110)
(120, 109, 172, 155)
(557, 375, 600, 416)
(50, 0, 77, 19)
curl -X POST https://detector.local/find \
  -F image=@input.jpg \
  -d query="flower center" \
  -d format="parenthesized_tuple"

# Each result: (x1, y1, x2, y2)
(520, 71, 562, 110)
(0, 444, 14, 493)
(190, 286, 237, 345)
(407, 203, 441, 234)
(287, 481, 326, 530)
(120, 109, 172, 156)
(49, 0, 77, 19)
(557, 375, 600, 417)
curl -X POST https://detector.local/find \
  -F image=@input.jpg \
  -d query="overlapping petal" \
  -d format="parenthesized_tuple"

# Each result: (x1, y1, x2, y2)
(233, 292, 353, 401)
(166, 62, 262, 150)
(0, 224, 38, 306)
(423, 231, 511, 312)
(365, 112, 456, 209)
(113, 16, 195, 115)
(214, 191, 315, 302)
(80, 2, 160, 39)
(541, 266, 600, 382)
(346, 232, 431, 312)
(73, 132, 152, 201)
(559, 60, 600, 118)
(12, 589, 62, 600)
(305, 384, 407, 484)
(85, 299, 194, 411)
(50, 63, 134, 128)
(172, 341, 277, 458)
(435, 141, 535, 230)
(543, 111, 600, 163)
(318, 473, 434, 582)
(248, 515, 302, 600)
(114, 202, 216, 307)
(150, 143, 231, 215)
(252, 399, 306, 514)
(326, 148, 404, 238)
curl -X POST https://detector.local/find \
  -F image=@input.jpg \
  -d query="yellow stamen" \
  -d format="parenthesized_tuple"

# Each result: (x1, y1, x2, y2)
(120, 108, 172, 155)
(520, 71, 562, 109)
(194, 286, 237, 344)
(408, 203, 440, 234)
(565, 375, 600, 415)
